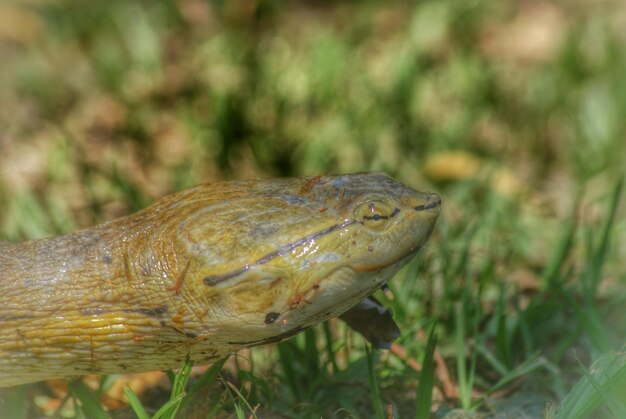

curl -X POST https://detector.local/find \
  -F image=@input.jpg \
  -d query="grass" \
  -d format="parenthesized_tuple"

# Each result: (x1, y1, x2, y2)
(0, 0, 625, 417)
(415, 323, 438, 419)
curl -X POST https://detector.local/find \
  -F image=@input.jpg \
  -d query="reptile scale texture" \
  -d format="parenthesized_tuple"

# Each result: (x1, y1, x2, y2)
(0, 172, 440, 387)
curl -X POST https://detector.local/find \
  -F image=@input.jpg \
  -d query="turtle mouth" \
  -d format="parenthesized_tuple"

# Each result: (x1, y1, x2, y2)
(350, 228, 432, 275)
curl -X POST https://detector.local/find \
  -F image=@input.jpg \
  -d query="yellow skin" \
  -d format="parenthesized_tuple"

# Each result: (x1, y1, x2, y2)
(0, 172, 440, 387)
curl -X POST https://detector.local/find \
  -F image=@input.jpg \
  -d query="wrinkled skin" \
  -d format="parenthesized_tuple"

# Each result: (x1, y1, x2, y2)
(0, 172, 440, 387)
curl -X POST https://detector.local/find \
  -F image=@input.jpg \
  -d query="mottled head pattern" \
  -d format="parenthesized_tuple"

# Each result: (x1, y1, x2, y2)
(162, 172, 441, 342)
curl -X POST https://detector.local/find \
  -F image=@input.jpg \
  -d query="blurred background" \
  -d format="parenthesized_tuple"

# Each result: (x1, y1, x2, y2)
(1, 0, 625, 232)
(0, 0, 624, 417)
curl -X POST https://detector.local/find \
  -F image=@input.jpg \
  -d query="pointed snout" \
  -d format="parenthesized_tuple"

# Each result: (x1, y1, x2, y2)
(414, 193, 441, 212)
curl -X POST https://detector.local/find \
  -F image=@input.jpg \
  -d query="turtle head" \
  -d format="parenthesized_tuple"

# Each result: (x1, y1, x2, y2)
(272, 172, 441, 329)
(175, 173, 440, 343)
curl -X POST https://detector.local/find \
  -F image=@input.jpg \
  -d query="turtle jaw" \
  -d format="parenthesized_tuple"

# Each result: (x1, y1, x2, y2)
(276, 249, 419, 331)
(260, 194, 441, 334)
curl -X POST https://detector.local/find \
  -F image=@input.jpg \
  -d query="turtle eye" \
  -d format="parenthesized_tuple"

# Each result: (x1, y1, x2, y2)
(355, 200, 397, 231)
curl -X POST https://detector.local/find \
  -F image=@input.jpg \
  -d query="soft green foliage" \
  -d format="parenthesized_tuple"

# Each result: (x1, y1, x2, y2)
(123, 387, 150, 419)
(152, 357, 193, 419)
(0, 0, 625, 417)
(415, 324, 438, 419)
(366, 345, 386, 419)
(67, 381, 109, 419)
(1, 386, 28, 419)
(550, 349, 626, 419)
(122, 357, 229, 419)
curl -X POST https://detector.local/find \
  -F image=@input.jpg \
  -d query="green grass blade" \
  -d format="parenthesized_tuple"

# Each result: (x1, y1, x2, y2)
(152, 393, 187, 419)
(552, 350, 626, 419)
(586, 177, 623, 294)
(323, 321, 340, 374)
(277, 342, 303, 401)
(540, 198, 579, 290)
(170, 357, 193, 397)
(494, 286, 512, 370)
(96, 375, 117, 396)
(1, 385, 28, 419)
(227, 381, 258, 419)
(206, 396, 227, 419)
(154, 357, 193, 419)
(556, 285, 612, 353)
(68, 380, 109, 419)
(473, 342, 510, 377)
(185, 356, 228, 401)
(415, 323, 438, 419)
(455, 301, 475, 410)
(365, 344, 386, 419)
(487, 354, 547, 395)
(304, 328, 320, 380)
(233, 402, 246, 419)
(574, 356, 626, 418)
(123, 386, 150, 419)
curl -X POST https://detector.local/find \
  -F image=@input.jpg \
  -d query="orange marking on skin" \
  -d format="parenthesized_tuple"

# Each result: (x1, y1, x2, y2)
(200, 307, 210, 317)
(133, 335, 145, 342)
(167, 260, 190, 294)
(123, 253, 132, 283)
(299, 175, 322, 194)
(172, 308, 187, 329)
(319, 207, 327, 213)
(288, 292, 312, 309)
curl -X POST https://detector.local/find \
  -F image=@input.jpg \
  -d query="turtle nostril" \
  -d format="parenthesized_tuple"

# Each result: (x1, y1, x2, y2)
(424, 197, 440, 209)
(415, 194, 441, 211)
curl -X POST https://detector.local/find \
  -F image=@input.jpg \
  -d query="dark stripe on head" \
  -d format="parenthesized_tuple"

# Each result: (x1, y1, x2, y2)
(204, 219, 358, 286)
